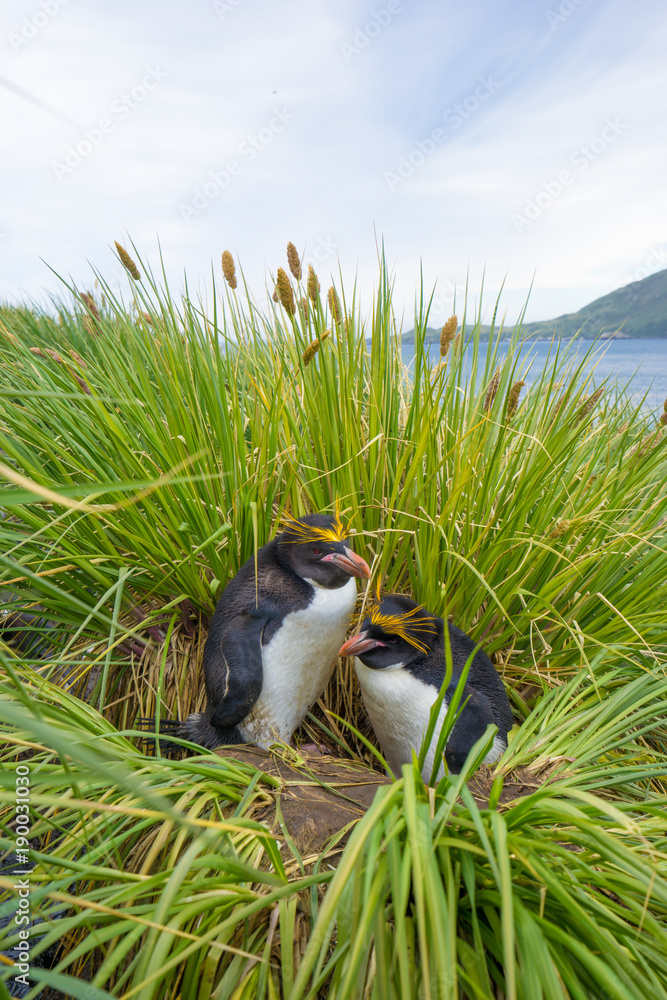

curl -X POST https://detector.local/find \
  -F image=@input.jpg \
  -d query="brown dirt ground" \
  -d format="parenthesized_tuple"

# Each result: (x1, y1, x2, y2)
(215, 748, 555, 857)
(216, 746, 392, 856)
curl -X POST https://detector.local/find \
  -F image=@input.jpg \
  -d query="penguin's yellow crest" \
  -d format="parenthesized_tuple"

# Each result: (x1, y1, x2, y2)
(367, 601, 437, 654)
(279, 509, 348, 545)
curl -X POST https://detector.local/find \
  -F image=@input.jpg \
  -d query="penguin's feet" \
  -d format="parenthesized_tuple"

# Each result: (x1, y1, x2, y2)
(297, 742, 328, 756)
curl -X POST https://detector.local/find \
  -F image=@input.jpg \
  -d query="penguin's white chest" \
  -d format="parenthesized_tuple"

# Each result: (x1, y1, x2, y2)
(355, 660, 504, 782)
(355, 660, 446, 779)
(238, 577, 357, 748)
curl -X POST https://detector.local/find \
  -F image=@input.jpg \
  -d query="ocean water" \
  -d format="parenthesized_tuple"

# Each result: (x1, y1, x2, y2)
(404, 338, 667, 413)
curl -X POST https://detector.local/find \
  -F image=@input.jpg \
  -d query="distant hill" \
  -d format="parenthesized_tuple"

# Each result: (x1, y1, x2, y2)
(404, 267, 667, 343)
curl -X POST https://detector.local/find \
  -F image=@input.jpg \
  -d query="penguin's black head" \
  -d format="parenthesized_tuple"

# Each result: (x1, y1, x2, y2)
(276, 513, 371, 589)
(339, 594, 441, 669)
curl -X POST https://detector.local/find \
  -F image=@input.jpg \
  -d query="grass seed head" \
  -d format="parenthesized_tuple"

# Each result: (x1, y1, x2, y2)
(307, 265, 320, 303)
(276, 268, 296, 315)
(115, 242, 141, 280)
(634, 429, 663, 456)
(30, 346, 90, 393)
(221, 250, 237, 289)
(327, 286, 342, 325)
(287, 242, 302, 280)
(506, 379, 526, 419)
(484, 367, 501, 411)
(69, 350, 87, 367)
(72, 372, 92, 394)
(298, 296, 309, 318)
(577, 387, 604, 420)
(302, 330, 331, 366)
(82, 316, 99, 337)
(80, 293, 100, 320)
(550, 519, 571, 539)
(440, 314, 458, 356)
(552, 390, 570, 421)
(660, 412, 667, 426)
(663, 396, 667, 413)
(30, 347, 64, 364)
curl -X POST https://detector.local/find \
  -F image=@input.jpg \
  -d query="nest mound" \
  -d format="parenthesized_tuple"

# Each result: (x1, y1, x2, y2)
(216, 746, 391, 856)
(216, 749, 555, 859)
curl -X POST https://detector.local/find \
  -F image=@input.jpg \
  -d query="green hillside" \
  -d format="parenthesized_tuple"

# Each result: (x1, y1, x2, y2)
(406, 267, 667, 343)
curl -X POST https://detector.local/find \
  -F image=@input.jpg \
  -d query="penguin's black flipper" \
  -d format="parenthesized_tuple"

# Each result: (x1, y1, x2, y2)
(444, 688, 496, 775)
(184, 611, 268, 750)
(208, 612, 268, 728)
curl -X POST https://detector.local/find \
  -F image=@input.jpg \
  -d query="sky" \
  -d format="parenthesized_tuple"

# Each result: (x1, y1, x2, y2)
(1, 0, 666, 327)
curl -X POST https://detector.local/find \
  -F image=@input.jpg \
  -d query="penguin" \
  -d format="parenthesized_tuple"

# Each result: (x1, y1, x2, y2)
(184, 512, 371, 750)
(339, 594, 513, 781)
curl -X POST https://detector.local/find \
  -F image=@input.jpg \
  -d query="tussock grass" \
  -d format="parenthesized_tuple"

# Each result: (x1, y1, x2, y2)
(1, 246, 667, 997)
(1, 251, 666, 724)
(1, 660, 667, 998)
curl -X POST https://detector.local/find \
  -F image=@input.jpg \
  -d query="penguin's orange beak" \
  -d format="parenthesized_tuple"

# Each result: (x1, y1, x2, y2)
(339, 630, 386, 656)
(321, 547, 371, 580)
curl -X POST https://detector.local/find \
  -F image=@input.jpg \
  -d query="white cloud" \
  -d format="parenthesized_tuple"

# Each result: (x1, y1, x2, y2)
(1, 0, 666, 327)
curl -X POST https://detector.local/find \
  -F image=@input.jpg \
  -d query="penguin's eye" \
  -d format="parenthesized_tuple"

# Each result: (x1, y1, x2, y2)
(311, 546, 322, 555)
(387, 638, 398, 644)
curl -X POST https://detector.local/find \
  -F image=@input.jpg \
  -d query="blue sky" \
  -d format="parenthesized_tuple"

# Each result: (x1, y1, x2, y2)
(1, 0, 666, 326)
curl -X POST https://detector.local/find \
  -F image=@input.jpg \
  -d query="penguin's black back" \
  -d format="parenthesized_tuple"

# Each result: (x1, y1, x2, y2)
(202, 538, 312, 705)
(410, 622, 513, 736)
(446, 623, 513, 732)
